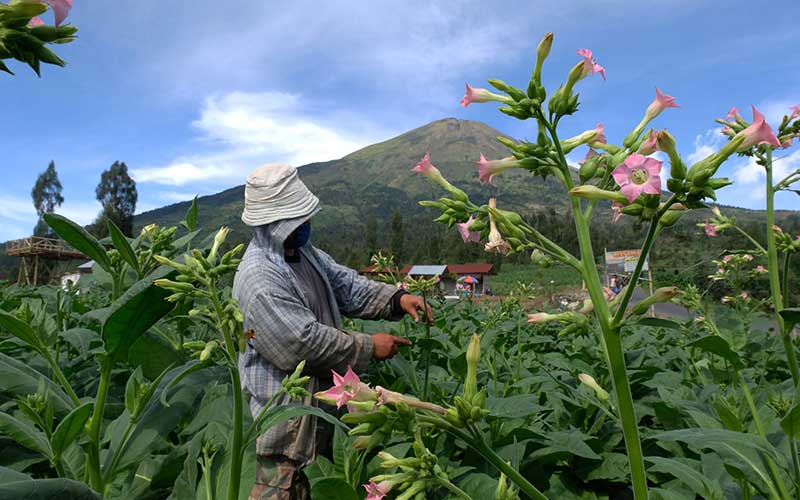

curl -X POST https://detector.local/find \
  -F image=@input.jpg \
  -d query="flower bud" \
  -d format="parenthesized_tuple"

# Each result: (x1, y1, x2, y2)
(199, 340, 218, 361)
(569, 185, 629, 204)
(464, 334, 480, 403)
(579, 373, 610, 402)
(208, 226, 230, 263)
(631, 286, 679, 315)
(532, 32, 554, 86)
(659, 210, 683, 227)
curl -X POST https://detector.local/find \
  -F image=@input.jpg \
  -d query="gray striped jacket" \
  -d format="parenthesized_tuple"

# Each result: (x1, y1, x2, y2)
(233, 215, 399, 465)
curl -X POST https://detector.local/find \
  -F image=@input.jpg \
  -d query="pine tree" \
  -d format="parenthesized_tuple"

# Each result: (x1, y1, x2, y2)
(390, 211, 404, 263)
(92, 161, 138, 237)
(31, 161, 64, 236)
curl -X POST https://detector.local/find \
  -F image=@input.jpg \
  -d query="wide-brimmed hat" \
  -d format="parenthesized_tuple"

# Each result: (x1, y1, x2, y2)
(241, 164, 319, 227)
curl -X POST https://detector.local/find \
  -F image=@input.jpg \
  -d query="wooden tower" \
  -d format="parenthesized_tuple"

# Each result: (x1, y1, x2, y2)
(6, 237, 86, 286)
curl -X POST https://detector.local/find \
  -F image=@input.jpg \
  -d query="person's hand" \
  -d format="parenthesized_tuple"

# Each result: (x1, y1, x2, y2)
(372, 333, 412, 360)
(399, 294, 434, 324)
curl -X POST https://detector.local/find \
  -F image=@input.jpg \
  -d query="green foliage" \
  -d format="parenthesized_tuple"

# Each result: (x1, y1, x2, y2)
(31, 161, 64, 237)
(92, 161, 138, 238)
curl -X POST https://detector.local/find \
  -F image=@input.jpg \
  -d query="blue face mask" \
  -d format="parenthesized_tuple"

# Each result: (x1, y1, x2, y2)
(286, 222, 311, 249)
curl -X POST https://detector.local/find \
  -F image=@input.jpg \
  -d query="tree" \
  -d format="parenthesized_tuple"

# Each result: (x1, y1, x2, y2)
(92, 161, 138, 237)
(31, 161, 64, 236)
(390, 211, 404, 263)
(364, 215, 378, 258)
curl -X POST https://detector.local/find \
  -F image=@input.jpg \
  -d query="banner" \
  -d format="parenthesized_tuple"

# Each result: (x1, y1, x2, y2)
(605, 249, 648, 273)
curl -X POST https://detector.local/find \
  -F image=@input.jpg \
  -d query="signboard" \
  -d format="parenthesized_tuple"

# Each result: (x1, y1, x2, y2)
(604, 249, 648, 274)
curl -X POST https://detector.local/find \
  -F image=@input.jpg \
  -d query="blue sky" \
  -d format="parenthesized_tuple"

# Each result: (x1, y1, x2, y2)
(1, 0, 799, 242)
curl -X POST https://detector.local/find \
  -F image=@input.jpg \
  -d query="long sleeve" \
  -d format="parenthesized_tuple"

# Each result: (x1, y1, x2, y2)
(237, 268, 374, 374)
(314, 249, 400, 320)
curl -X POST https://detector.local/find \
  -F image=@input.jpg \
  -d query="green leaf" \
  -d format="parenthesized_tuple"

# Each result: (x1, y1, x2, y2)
(0, 413, 52, 460)
(50, 402, 93, 460)
(102, 266, 176, 362)
(309, 478, 359, 500)
(780, 403, 800, 438)
(43, 213, 111, 272)
(244, 404, 347, 448)
(0, 466, 30, 483)
(167, 230, 201, 257)
(487, 394, 539, 419)
(107, 220, 140, 275)
(456, 473, 498, 500)
(0, 309, 41, 351)
(127, 332, 182, 380)
(0, 353, 73, 417)
(159, 360, 207, 408)
(779, 308, 800, 332)
(685, 335, 744, 370)
(184, 196, 198, 232)
(636, 317, 682, 330)
(645, 456, 724, 499)
(0, 478, 101, 500)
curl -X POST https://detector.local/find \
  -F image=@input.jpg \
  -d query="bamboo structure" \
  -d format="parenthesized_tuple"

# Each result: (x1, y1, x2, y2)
(6, 237, 86, 286)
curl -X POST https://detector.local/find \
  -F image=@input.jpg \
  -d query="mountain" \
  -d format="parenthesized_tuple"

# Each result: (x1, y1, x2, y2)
(134, 119, 567, 250)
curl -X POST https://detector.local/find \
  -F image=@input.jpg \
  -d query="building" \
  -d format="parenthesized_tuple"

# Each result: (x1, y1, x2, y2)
(359, 262, 494, 297)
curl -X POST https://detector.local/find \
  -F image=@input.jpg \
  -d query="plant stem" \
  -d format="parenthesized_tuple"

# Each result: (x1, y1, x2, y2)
(87, 357, 112, 492)
(765, 149, 799, 386)
(422, 292, 432, 401)
(417, 415, 548, 500)
(42, 348, 80, 406)
(102, 418, 135, 484)
(439, 479, 475, 500)
(736, 371, 791, 499)
(210, 287, 244, 500)
(547, 122, 648, 500)
(783, 252, 791, 309)
(732, 225, 767, 255)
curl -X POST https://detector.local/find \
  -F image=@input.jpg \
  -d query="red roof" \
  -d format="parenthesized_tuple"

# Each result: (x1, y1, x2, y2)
(446, 264, 493, 275)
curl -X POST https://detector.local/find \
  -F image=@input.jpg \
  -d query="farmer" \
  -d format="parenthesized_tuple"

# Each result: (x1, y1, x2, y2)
(233, 164, 430, 500)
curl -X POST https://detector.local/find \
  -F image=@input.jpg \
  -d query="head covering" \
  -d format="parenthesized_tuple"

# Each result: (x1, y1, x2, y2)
(241, 164, 320, 227)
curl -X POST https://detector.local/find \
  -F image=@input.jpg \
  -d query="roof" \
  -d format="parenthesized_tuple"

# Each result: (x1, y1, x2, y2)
(78, 260, 95, 270)
(408, 265, 448, 276)
(359, 264, 412, 274)
(447, 263, 494, 274)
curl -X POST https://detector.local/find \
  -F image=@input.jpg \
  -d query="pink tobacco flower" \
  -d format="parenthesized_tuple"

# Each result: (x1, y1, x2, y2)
(590, 123, 607, 145)
(791, 105, 800, 120)
(527, 312, 552, 324)
(577, 48, 606, 80)
(46, 0, 73, 27)
(460, 84, 512, 107)
(644, 88, 679, 121)
(737, 105, 781, 151)
(476, 153, 519, 184)
(410, 152, 441, 178)
(364, 481, 391, 500)
(721, 126, 735, 137)
(28, 16, 45, 27)
(726, 107, 740, 120)
(637, 130, 659, 156)
(611, 153, 662, 202)
(611, 202, 623, 223)
(741, 292, 749, 300)
(722, 255, 733, 263)
(704, 222, 717, 237)
(756, 265, 767, 273)
(314, 366, 376, 409)
(579, 148, 599, 166)
(457, 216, 481, 243)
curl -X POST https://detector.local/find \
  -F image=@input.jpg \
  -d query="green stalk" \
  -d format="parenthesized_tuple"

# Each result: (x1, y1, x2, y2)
(765, 149, 799, 386)
(87, 357, 112, 492)
(41, 348, 80, 406)
(422, 291, 432, 401)
(782, 252, 791, 309)
(732, 226, 766, 255)
(737, 371, 791, 499)
(209, 287, 244, 500)
(790, 439, 800, 496)
(547, 123, 648, 500)
(417, 415, 548, 500)
(439, 479, 475, 500)
(102, 419, 136, 484)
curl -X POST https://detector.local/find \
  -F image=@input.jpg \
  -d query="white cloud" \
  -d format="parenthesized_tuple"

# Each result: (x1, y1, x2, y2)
(0, 193, 100, 242)
(132, 91, 391, 186)
(685, 128, 725, 165)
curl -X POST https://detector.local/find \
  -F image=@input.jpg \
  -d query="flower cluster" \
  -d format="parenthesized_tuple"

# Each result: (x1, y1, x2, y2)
(774, 225, 800, 254)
